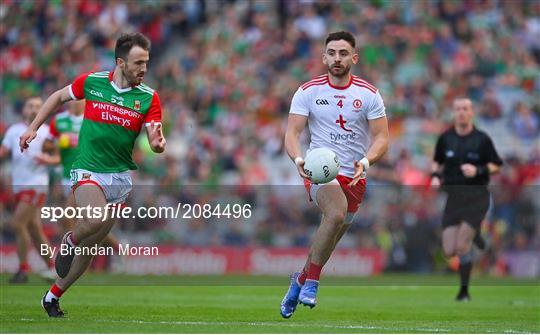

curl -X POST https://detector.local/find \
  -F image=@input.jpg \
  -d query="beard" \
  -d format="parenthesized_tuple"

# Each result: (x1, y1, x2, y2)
(328, 63, 350, 78)
(122, 67, 144, 86)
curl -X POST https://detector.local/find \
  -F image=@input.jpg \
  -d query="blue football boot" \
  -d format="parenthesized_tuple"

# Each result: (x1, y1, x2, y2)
(298, 279, 319, 308)
(280, 272, 302, 318)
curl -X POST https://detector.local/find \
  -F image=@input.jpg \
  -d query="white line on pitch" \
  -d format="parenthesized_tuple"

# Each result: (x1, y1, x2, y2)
(101, 319, 534, 334)
(18, 318, 533, 334)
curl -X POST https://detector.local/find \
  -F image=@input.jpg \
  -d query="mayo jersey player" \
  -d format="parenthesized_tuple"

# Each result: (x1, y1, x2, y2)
(68, 70, 162, 173)
(289, 74, 386, 178)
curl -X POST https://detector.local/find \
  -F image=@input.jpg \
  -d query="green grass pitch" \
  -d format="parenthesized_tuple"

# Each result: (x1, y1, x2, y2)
(1, 274, 538, 333)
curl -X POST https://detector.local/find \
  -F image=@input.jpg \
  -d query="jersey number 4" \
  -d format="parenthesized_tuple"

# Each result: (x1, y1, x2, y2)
(337, 100, 343, 108)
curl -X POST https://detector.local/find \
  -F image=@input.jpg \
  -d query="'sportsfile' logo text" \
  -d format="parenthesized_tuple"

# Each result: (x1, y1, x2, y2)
(41, 203, 253, 222)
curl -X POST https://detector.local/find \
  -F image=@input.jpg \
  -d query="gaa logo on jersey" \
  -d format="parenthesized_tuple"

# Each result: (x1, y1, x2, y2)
(316, 99, 330, 105)
(352, 99, 362, 112)
(134, 100, 141, 111)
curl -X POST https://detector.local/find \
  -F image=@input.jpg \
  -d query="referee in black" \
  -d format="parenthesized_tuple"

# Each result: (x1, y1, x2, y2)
(431, 97, 503, 301)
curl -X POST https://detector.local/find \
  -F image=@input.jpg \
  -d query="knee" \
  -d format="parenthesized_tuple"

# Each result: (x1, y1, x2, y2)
(324, 210, 347, 227)
(96, 221, 114, 239)
(75, 217, 104, 237)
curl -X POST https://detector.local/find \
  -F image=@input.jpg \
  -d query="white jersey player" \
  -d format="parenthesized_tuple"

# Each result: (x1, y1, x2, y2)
(0, 97, 58, 283)
(290, 74, 386, 178)
(281, 31, 389, 318)
(3, 123, 50, 194)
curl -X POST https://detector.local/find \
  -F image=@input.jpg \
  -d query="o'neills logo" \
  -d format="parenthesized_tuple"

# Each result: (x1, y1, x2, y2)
(86, 102, 143, 131)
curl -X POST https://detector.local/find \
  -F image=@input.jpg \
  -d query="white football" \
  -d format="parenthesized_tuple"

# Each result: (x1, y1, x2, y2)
(303, 148, 340, 184)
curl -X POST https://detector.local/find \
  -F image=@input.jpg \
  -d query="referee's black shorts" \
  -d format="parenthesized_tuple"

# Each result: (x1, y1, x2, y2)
(442, 186, 490, 230)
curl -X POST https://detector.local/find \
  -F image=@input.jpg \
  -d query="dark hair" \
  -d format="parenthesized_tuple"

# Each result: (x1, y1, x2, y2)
(325, 31, 356, 48)
(114, 32, 151, 62)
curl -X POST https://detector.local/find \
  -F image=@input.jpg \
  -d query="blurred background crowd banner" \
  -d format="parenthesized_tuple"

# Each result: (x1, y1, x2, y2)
(1, 0, 539, 278)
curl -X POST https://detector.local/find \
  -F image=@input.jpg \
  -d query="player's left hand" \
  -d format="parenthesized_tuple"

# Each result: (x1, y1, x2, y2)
(349, 160, 366, 186)
(148, 121, 166, 153)
(461, 163, 477, 178)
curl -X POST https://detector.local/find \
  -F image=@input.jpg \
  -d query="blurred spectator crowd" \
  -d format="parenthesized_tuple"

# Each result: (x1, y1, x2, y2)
(1, 0, 539, 275)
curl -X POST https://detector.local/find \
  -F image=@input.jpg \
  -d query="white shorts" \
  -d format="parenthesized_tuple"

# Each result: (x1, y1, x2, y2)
(70, 169, 132, 204)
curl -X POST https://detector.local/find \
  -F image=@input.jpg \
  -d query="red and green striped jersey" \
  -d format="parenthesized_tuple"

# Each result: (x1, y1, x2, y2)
(49, 111, 83, 178)
(68, 70, 162, 173)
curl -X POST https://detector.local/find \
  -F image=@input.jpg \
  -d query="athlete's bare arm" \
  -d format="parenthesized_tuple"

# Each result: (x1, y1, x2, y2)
(146, 121, 166, 153)
(284, 114, 310, 179)
(366, 116, 389, 165)
(19, 86, 73, 152)
(350, 116, 389, 186)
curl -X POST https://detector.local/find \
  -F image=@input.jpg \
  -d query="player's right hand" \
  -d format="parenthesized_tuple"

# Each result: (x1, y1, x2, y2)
(294, 157, 310, 180)
(349, 160, 367, 186)
(19, 128, 37, 152)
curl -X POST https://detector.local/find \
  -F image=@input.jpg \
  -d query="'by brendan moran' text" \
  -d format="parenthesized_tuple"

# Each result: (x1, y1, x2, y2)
(41, 244, 159, 258)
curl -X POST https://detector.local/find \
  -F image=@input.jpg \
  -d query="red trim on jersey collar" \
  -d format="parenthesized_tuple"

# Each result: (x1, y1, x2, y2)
(327, 75, 353, 90)
(109, 70, 138, 88)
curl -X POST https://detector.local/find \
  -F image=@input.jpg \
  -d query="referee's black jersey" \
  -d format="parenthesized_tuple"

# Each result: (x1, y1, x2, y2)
(434, 127, 503, 186)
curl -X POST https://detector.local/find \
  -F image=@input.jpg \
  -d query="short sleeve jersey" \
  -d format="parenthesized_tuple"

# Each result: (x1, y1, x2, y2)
(68, 70, 162, 173)
(434, 127, 503, 185)
(49, 111, 84, 178)
(289, 74, 386, 178)
(1, 122, 50, 186)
